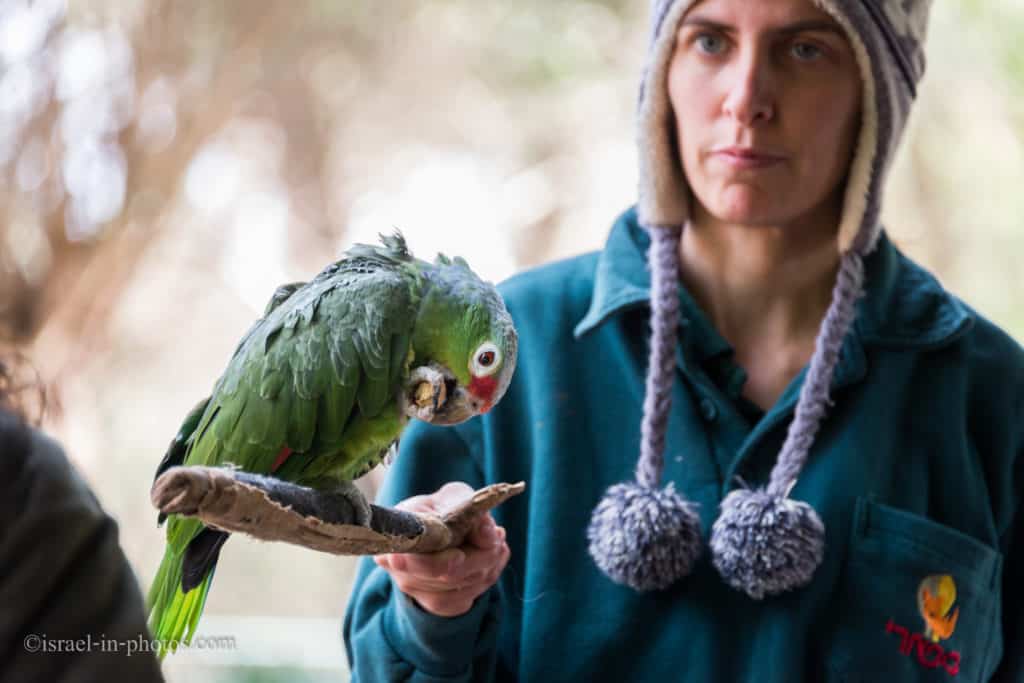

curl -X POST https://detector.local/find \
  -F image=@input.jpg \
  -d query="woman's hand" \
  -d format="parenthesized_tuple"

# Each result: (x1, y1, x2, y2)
(374, 482, 510, 617)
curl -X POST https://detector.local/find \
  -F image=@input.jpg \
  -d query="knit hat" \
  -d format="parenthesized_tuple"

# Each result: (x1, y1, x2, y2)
(588, 0, 933, 597)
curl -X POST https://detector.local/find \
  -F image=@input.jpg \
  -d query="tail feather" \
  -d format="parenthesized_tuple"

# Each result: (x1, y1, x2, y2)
(146, 545, 216, 659)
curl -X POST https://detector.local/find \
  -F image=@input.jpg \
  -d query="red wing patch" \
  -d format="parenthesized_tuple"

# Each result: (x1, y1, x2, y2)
(271, 446, 293, 473)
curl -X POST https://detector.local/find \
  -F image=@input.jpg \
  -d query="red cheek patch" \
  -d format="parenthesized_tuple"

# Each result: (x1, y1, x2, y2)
(468, 375, 498, 411)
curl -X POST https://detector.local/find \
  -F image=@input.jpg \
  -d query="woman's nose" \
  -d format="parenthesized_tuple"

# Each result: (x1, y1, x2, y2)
(722, 53, 775, 126)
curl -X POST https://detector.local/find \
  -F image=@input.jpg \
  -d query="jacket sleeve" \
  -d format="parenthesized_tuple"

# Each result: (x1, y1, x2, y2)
(343, 419, 502, 682)
(0, 418, 165, 682)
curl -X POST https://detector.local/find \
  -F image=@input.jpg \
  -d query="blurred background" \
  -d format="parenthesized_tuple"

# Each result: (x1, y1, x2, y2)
(1, 1, 1022, 681)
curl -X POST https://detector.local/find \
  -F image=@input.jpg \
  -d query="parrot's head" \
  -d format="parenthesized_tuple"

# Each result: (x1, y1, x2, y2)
(413, 254, 518, 425)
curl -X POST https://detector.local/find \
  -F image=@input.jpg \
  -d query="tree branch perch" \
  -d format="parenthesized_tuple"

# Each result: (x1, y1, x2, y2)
(151, 466, 525, 555)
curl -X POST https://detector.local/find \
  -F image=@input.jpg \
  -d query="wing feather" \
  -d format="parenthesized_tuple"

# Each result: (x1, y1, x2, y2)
(184, 261, 417, 475)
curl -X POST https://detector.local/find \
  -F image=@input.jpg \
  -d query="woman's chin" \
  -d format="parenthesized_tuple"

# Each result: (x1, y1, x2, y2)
(700, 180, 837, 229)
(708, 202, 787, 227)
(701, 185, 786, 226)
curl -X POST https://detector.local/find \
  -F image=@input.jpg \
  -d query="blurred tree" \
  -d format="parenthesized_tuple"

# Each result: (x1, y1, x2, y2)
(0, 0, 648, 372)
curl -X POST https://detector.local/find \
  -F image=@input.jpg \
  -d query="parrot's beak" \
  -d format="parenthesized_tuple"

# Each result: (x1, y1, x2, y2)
(402, 363, 483, 426)
(428, 385, 483, 426)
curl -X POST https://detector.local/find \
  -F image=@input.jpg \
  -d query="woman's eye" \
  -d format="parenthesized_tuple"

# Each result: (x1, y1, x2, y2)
(696, 34, 726, 55)
(791, 42, 822, 61)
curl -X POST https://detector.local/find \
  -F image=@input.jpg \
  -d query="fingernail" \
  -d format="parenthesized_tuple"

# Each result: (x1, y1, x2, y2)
(391, 555, 406, 572)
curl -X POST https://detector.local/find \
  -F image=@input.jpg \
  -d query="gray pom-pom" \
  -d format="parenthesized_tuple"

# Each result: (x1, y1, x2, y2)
(587, 481, 703, 592)
(709, 488, 825, 600)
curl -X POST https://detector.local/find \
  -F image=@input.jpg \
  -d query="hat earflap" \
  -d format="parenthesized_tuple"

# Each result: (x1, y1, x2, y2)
(587, 223, 703, 592)
(710, 250, 865, 599)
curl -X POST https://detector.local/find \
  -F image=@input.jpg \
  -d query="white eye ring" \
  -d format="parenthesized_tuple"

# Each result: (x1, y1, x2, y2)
(470, 342, 502, 377)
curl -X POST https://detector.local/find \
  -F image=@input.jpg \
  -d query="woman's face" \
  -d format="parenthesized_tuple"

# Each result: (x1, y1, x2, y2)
(668, 0, 862, 229)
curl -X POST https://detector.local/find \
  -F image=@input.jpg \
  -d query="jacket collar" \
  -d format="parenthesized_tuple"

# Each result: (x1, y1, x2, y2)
(573, 206, 974, 349)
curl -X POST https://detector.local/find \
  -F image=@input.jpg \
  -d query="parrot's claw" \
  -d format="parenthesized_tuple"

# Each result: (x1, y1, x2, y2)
(401, 363, 451, 421)
(332, 480, 373, 527)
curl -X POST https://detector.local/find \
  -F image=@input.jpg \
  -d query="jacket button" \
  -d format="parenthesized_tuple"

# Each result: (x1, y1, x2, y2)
(699, 397, 718, 421)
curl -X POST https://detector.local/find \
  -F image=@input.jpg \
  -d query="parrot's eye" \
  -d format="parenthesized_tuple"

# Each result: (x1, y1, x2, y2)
(470, 342, 501, 377)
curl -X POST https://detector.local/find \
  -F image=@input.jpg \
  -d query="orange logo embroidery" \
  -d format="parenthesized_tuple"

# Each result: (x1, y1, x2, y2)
(918, 574, 960, 642)
(884, 574, 962, 677)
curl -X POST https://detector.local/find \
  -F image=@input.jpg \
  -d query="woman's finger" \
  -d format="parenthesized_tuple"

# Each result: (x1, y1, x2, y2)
(386, 541, 509, 590)
(465, 514, 500, 549)
(395, 481, 475, 516)
(398, 547, 466, 578)
(433, 481, 476, 512)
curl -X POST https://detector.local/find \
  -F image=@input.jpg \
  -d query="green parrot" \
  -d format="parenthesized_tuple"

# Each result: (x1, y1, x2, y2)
(146, 233, 517, 657)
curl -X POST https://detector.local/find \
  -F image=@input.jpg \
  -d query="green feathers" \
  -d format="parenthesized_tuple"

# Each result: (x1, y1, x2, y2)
(146, 546, 213, 658)
(342, 230, 414, 267)
(147, 231, 518, 657)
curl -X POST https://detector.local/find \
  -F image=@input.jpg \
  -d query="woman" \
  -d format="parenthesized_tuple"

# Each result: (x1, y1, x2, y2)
(0, 357, 165, 681)
(345, 0, 1023, 680)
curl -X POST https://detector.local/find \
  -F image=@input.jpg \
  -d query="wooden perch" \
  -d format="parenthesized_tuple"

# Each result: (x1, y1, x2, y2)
(151, 465, 525, 555)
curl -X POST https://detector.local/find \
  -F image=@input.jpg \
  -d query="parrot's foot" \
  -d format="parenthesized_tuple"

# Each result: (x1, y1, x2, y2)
(230, 472, 373, 527)
(401, 363, 453, 421)
(331, 480, 373, 528)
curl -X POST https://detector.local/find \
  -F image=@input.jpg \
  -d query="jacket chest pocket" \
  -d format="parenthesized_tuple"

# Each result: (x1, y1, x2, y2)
(824, 497, 1003, 683)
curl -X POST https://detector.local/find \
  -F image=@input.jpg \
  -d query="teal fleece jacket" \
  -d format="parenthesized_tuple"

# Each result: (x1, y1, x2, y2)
(344, 207, 1024, 682)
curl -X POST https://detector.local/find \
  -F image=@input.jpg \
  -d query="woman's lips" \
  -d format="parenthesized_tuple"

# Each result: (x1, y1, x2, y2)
(713, 147, 786, 170)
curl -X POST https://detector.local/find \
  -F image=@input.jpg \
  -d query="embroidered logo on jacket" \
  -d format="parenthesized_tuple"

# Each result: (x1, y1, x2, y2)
(918, 574, 960, 642)
(884, 574, 962, 676)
